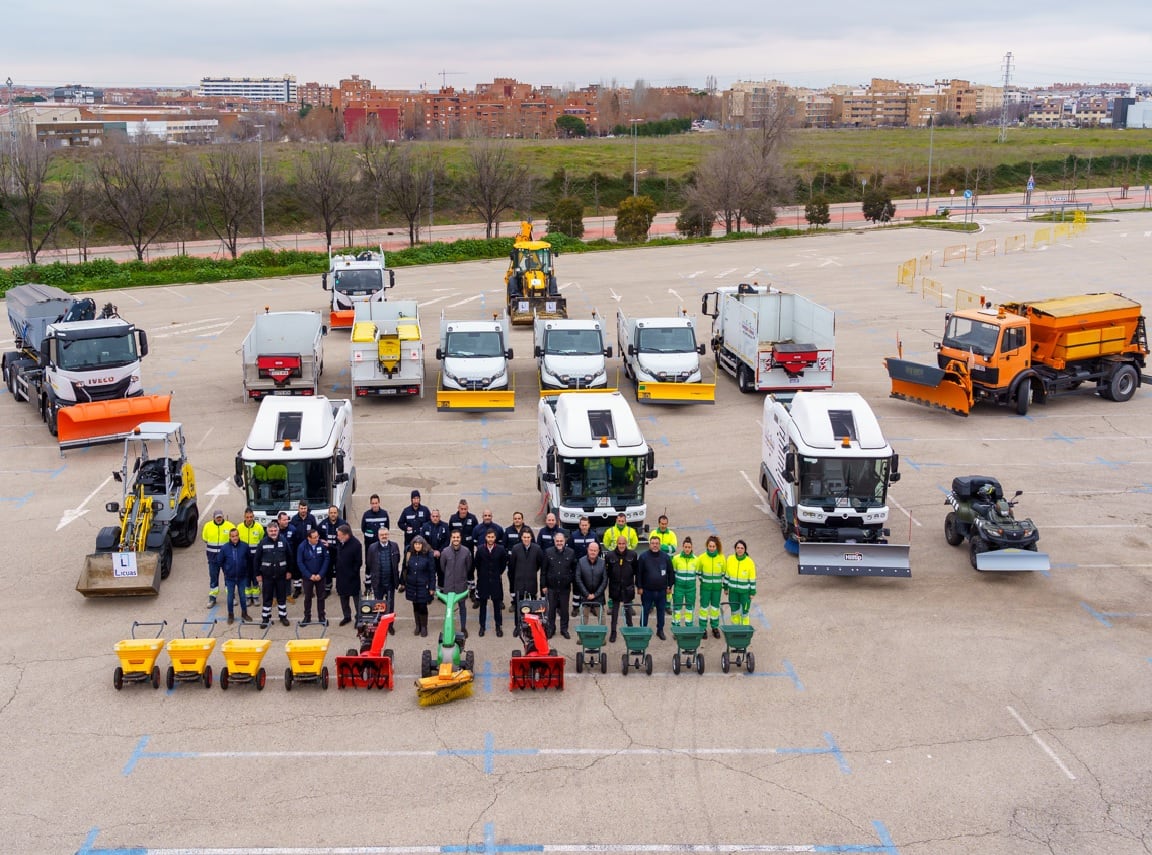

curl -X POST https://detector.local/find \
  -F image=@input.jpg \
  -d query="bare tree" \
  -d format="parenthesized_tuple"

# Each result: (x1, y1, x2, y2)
(0, 136, 76, 264)
(64, 166, 97, 262)
(457, 140, 528, 239)
(186, 144, 262, 259)
(294, 145, 355, 249)
(94, 140, 177, 261)
(364, 142, 441, 247)
(688, 132, 751, 233)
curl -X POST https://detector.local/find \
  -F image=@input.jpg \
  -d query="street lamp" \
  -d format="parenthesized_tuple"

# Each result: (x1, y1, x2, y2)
(630, 118, 643, 196)
(254, 124, 265, 249)
(924, 115, 935, 214)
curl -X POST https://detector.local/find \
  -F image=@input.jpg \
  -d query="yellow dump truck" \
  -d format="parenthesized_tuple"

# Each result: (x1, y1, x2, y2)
(506, 222, 565, 325)
(886, 293, 1148, 416)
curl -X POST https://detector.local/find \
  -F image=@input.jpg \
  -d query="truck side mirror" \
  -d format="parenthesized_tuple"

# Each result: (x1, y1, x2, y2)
(534, 346, 542, 358)
(505, 348, 514, 360)
(627, 344, 636, 357)
(541, 471, 556, 484)
(233, 455, 244, 488)
(1013, 490, 1023, 498)
(604, 345, 613, 358)
(40, 339, 53, 367)
(890, 454, 901, 482)
(335, 450, 346, 475)
(321, 273, 329, 291)
(435, 348, 444, 361)
(334, 472, 349, 485)
(137, 330, 149, 358)
(701, 293, 717, 318)
(784, 452, 796, 484)
(321, 325, 329, 336)
(696, 343, 705, 355)
(105, 502, 120, 513)
(386, 270, 396, 289)
(646, 450, 657, 480)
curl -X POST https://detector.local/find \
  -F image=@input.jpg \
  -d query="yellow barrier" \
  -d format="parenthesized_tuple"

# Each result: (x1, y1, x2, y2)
(897, 259, 917, 288)
(955, 289, 983, 310)
(942, 244, 967, 266)
(1054, 223, 1071, 241)
(636, 381, 716, 405)
(919, 251, 933, 273)
(436, 372, 516, 412)
(975, 239, 997, 259)
(1072, 210, 1087, 233)
(1005, 234, 1026, 253)
(920, 277, 945, 307)
(1033, 227, 1052, 248)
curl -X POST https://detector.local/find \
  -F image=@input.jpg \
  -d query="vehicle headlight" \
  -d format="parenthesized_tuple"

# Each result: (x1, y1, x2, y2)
(657, 371, 668, 381)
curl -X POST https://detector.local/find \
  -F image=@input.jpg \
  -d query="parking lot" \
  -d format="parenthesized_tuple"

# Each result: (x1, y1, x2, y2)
(2, 213, 1150, 854)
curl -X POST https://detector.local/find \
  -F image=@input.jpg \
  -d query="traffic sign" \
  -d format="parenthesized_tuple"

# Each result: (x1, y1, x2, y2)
(963, 190, 973, 199)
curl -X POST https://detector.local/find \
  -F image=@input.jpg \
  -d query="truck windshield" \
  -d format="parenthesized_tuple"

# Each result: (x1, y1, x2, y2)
(242, 459, 332, 514)
(637, 326, 696, 354)
(942, 316, 1000, 358)
(332, 269, 383, 296)
(445, 331, 504, 358)
(559, 455, 645, 506)
(797, 456, 889, 508)
(516, 249, 552, 274)
(57, 333, 139, 371)
(545, 328, 603, 355)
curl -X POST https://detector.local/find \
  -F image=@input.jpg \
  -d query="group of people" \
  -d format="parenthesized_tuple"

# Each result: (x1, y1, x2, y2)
(202, 492, 758, 640)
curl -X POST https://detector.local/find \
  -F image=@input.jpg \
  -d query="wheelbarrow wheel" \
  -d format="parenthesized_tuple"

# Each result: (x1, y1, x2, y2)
(421, 649, 432, 679)
(202, 665, 213, 689)
(745, 651, 755, 674)
(220, 667, 230, 691)
(671, 655, 680, 675)
(151, 666, 160, 689)
(644, 654, 653, 676)
(621, 654, 629, 675)
(576, 654, 584, 673)
(464, 650, 475, 672)
(257, 668, 267, 691)
(166, 666, 175, 690)
(284, 667, 294, 691)
(696, 653, 705, 675)
(321, 666, 330, 690)
(721, 651, 730, 673)
(600, 652, 607, 674)
(113, 667, 124, 691)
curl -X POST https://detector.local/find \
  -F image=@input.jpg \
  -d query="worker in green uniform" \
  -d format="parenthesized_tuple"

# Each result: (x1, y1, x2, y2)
(670, 536, 700, 627)
(697, 535, 726, 638)
(601, 512, 638, 551)
(724, 539, 757, 625)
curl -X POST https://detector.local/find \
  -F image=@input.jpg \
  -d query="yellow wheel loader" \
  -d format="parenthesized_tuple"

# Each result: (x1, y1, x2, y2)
(506, 222, 566, 325)
(78, 422, 199, 597)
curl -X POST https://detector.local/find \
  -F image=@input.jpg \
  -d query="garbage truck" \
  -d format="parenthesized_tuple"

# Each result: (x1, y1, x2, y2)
(506, 221, 565, 325)
(241, 309, 326, 400)
(886, 292, 1148, 416)
(2, 283, 170, 448)
(538, 391, 657, 527)
(617, 310, 715, 404)
(78, 422, 198, 597)
(534, 312, 614, 393)
(322, 249, 395, 329)
(233, 395, 355, 527)
(350, 300, 425, 398)
(701, 283, 835, 395)
(760, 391, 910, 578)
(435, 313, 515, 412)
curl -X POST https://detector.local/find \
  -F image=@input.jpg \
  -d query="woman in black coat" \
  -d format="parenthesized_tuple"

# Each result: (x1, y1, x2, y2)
(403, 535, 437, 637)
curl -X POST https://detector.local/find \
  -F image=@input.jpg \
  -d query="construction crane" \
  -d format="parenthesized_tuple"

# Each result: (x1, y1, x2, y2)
(437, 70, 465, 88)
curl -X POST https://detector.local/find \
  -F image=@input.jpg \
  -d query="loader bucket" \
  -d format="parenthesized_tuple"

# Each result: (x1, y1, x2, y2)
(798, 542, 911, 578)
(885, 358, 971, 416)
(77, 551, 161, 597)
(436, 387, 516, 413)
(509, 653, 566, 691)
(330, 310, 355, 329)
(58, 394, 173, 449)
(636, 381, 716, 405)
(976, 549, 1051, 572)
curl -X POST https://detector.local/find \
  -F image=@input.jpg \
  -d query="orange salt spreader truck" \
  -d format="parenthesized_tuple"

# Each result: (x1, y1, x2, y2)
(2, 283, 170, 448)
(886, 292, 1148, 416)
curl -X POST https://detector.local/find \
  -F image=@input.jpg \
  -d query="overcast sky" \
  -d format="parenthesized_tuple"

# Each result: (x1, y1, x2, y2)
(7, 0, 1151, 91)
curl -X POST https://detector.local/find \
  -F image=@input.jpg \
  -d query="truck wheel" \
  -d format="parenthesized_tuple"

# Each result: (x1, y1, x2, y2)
(44, 398, 58, 436)
(944, 512, 964, 546)
(1014, 383, 1031, 416)
(159, 537, 173, 580)
(969, 537, 989, 569)
(737, 364, 755, 394)
(1106, 365, 1138, 403)
(6, 365, 22, 402)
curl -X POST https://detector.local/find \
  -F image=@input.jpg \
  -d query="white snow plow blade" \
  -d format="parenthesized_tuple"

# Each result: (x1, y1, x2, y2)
(798, 543, 911, 578)
(975, 549, 1051, 572)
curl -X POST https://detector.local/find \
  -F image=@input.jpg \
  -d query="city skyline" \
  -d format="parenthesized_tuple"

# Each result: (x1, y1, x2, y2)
(6, 0, 1151, 91)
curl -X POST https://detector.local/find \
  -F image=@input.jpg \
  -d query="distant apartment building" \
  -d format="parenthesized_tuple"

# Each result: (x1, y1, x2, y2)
(722, 80, 798, 128)
(199, 75, 297, 103)
(298, 81, 334, 108)
(52, 84, 104, 104)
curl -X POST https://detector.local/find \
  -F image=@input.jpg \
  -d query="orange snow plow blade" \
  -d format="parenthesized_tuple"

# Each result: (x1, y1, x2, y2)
(885, 358, 972, 417)
(58, 395, 173, 449)
(330, 310, 355, 329)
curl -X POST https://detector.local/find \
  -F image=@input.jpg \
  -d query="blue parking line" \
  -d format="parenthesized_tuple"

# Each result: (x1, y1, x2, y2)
(745, 658, 804, 691)
(750, 604, 771, 630)
(1090, 456, 1127, 470)
(476, 661, 510, 694)
(1044, 431, 1082, 443)
(0, 493, 33, 509)
(778, 732, 851, 774)
(122, 736, 196, 776)
(438, 733, 538, 776)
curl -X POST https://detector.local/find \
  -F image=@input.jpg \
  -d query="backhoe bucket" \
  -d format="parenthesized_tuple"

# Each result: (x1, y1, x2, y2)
(976, 549, 1051, 572)
(636, 381, 716, 405)
(77, 551, 161, 597)
(798, 542, 911, 578)
(330, 310, 356, 329)
(58, 394, 173, 449)
(509, 653, 566, 691)
(886, 358, 971, 416)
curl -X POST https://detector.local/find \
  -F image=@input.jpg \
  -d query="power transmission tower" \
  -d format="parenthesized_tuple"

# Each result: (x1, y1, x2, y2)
(997, 52, 1014, 143)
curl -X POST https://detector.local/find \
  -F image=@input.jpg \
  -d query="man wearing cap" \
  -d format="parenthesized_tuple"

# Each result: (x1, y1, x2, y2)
(201, 509, 235, 608)
(286, 501, 317, 603)
(397, 490, 431, 550)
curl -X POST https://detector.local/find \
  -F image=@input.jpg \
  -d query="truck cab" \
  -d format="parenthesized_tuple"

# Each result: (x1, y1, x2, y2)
(322, 250, 395, 328)
(435, 314, 515, 412)
(617, 310, 714, 404)
(938, 308, 1029, 394)
(534, 314, 613, 391)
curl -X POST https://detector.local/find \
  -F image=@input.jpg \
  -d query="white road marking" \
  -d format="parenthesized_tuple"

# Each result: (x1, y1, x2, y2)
(117, 292, 143, 304)
(447, 294, 484, 308)
(686, 270, 705, 279)
(787, 262, 801, 268)
(205, 283, 231, 296)
(160, 318, 226, 331)
(417, 295, 455, 308)
(668, 288, 683, 303)
(744, 268, 762, 278)
(714, 267, 737, 279)
(1145, 231, 1151, 238)
(1006, 706, 1076, 780)
(609, 288, 622, 303)
(197, 426, 215, 448)
(197, 318, 238, 338)
(888, 496, 921, 527)
(818, 258, 842, 268)
(199, 480, 232, 516)
(57, 474, 113, 531)
(739, 470, 772, 515)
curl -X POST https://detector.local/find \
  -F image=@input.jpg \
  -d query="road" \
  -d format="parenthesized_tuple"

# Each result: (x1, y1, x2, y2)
(2, 212, 1151, 854)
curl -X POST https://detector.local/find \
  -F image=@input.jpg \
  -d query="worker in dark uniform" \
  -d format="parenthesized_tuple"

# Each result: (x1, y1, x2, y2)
(257, 520, 291, 628)
(541, 531, 577, 639)
(568, 515, 599, 616)
(420, 508, 451, 582)
(604, 535, 638, 642)
(366, 527, 401, 629)
(359, 493, 390, 595)
(397, 490, 431, 550)
(286, 501, 317, 603)
(317, 504, 345, 598)
(448, 498, 479, 553)
(503, 511, 533, 552)
(507, 527, 544, 635)
(536, 512, 567, 553)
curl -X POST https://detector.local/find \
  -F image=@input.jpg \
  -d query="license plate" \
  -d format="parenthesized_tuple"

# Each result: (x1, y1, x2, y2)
(272, 390, 293, 396)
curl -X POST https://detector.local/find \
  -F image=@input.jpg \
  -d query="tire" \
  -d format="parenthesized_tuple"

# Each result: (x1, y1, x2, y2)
(464, 650, 475, 672)
(970, 536, 990, 569)
(151, 665, 160, 689)
(159, 538, 173, 581)
(166, 666, 175, 690)
(182, 508, 199, 550)
(644, 653, 653, 676)
(696, 653, 705, 675)
(576, 654, 584, 674)
(671, 655, 680, 675)
(203, 665, 213, 689)
(321, 666, 329, 690)
(257, 667, 266, 691)
(421, 649, 432, 679)
(944, 512, 964, 546)
(1107, 365, 1138, 403)
(746, 651, 756, 674)
(284, 668, 293, 691)
(737, 363, 755, 394)
(346, 647, 359, 657)
(113, 666, 124, 691)
(621, 654, 629, 676)
(220, 667, 230, 691)
(721, 651, 730, 673)
(1015, 382, 1031, 416)
(1025, 543, 1038, 552)
(600, 653, 607, 674)
(383, 648, 394, 662)
(44, 397, 58, 437)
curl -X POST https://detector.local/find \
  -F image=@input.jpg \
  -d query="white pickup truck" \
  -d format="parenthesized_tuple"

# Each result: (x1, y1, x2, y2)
(435, 313, 515, 412)
(617, 310, 714, 404)
(534, 313, 613, 392)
